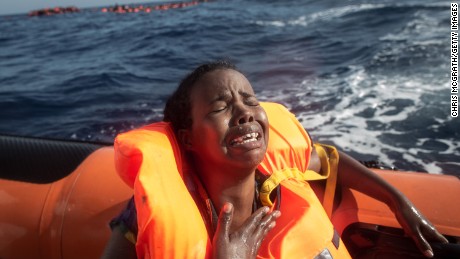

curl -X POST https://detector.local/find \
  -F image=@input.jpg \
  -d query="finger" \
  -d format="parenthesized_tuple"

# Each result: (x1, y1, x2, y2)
(240, 206, 270, 234)
(253, 221, 275, 247)
(253, 210, 281, 238)
(412, 231, 434, 258)
(432, 231, 449, 244)
(422, 224, 449, 244)
(215, 202, 234, 242)
(252, 220, 279, 255)
(251, 212, 280, 252)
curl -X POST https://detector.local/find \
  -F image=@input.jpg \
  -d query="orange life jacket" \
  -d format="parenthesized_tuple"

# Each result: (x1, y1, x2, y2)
(114, 102, 350, 258)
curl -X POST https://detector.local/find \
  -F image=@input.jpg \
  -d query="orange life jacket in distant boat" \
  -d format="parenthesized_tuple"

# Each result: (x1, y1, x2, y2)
(114, 102, 351, 259)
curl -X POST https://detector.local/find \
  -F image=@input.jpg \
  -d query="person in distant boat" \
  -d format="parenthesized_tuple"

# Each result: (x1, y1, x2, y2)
(28, 6, 80, 17)
(102, 60, 448, 259)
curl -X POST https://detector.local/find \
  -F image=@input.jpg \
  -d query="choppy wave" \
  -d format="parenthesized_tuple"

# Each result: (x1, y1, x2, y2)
(0, 0, 458, 175)
(259, 64, 458, 174)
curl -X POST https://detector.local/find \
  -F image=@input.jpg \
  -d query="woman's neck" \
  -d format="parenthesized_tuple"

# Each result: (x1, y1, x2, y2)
(196, 162, 256, 233)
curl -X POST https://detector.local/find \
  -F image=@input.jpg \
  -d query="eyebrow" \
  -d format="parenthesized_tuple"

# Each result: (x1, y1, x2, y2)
(208, 90, 255, 105)
(208, 92, 231, 105)
(238, 90, 256, 99)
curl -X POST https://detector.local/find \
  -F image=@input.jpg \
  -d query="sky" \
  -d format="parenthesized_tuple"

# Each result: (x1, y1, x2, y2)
(1, 0, 163, 15)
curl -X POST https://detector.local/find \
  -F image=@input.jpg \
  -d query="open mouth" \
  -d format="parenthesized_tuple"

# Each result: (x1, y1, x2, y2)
(229, 132, 261, 146)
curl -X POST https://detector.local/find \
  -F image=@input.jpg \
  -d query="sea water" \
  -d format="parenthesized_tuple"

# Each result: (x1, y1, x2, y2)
(0, 0, 458, 175)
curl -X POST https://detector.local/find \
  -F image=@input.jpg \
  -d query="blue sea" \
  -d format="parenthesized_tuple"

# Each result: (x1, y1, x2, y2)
(0, 0, 458, 175)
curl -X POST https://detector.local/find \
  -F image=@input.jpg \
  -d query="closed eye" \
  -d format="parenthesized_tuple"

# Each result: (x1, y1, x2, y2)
(210, 102, 228, 114)
(212, 106, 227, 113)
(245, 98, 260, 106)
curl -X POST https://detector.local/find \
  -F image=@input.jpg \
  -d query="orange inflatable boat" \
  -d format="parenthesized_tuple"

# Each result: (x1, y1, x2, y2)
(0, 134, 459, 258)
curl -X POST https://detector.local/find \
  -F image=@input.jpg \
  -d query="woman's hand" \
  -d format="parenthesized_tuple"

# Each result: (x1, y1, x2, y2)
(333, 151, 449, 258)
(393, 195, 449, 258)
(212, 203, 280, 259)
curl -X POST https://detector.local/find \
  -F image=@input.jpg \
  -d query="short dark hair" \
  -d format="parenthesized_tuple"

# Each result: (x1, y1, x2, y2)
(163, 60, 238, 132)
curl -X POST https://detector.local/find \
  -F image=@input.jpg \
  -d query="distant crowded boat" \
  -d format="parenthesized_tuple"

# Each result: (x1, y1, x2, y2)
(27, 1, 211, 17)
(28, 6, 80, 17)
(101, 1, 208, 14)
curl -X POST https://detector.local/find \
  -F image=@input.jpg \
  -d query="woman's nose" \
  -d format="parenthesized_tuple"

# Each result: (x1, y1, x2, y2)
(232, 104, 254, 125)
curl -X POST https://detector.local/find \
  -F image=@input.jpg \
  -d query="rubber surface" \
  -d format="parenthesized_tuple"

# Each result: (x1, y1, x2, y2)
(0, 134, 104, 183)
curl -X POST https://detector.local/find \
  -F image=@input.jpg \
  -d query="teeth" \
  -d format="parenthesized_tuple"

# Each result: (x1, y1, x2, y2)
(230, 132, 260, 146)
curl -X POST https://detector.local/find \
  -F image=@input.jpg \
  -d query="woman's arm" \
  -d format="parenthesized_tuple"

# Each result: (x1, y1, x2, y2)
(312, 148, 448, 257)
(101, 225, 137, 259)
(336, 151, 402, 207)
(101, 197, 138, 259)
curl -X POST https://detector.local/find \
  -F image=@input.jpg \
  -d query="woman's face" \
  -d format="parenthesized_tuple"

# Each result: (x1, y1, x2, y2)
(183, 69, 269, 170)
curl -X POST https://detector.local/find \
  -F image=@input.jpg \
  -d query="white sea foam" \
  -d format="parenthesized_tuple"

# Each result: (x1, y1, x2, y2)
(253, 4, 384, 28)
(381, 8, 445, 44)
(253, 1, 450, 40)
(309, 4, 383, 23)
(258, 64, 456, 173)
(254, 20, 286, 27)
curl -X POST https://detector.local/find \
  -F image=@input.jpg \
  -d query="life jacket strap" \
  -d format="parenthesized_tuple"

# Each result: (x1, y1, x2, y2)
(259, 143, 339, 219)
(315, 143, 339, 219)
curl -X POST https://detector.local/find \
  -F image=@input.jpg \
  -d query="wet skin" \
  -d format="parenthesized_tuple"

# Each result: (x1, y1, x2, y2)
(102, 67, 448, 259)
(180, 68, 270, 227)
(179, 69, 280, 258)
(181, 68, 269, 173)
(180, 69, 449, 259)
